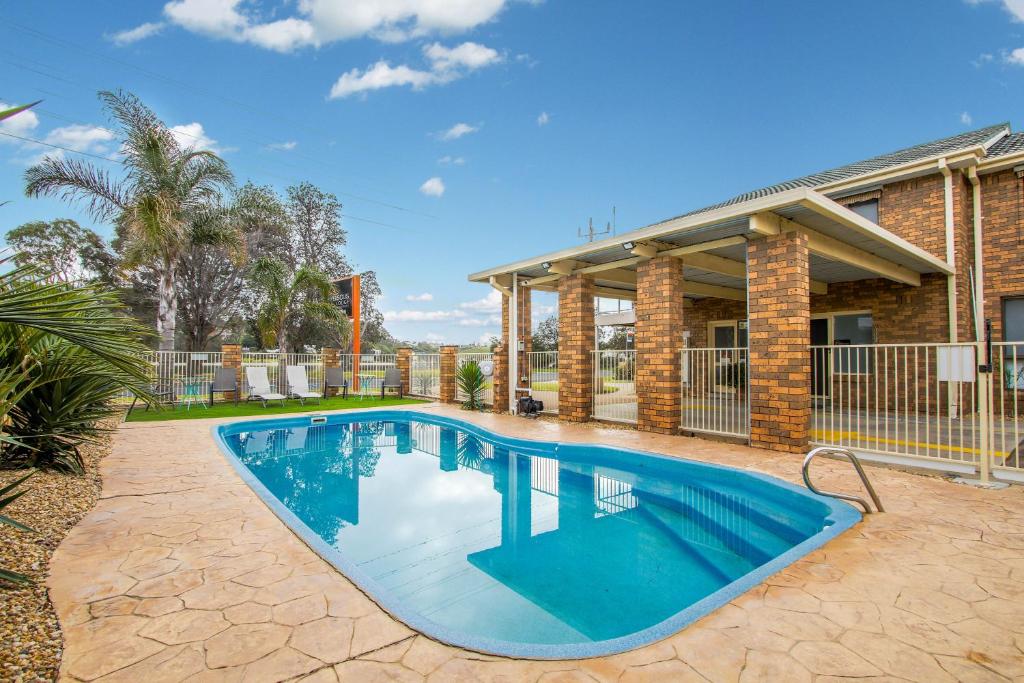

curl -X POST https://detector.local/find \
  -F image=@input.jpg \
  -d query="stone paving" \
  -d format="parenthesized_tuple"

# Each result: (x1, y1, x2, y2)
(47, 404, 1024, 682)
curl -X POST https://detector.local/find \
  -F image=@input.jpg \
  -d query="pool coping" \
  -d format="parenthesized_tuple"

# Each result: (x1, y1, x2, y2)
(212, 409, 862, 660)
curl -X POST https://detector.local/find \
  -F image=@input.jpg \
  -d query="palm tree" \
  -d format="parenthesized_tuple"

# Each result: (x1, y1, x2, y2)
(24, 90, 237, 350)
(250, 256, 350, 384)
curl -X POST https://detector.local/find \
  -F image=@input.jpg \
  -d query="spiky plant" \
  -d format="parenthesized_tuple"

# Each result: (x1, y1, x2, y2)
(456, 360, 486, 411)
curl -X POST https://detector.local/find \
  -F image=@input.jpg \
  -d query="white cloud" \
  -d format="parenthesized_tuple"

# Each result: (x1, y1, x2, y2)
(1007, 47, 1024, 64)
(383, 309, 465, 322)
(330, 61, 436, 98)
(477, 332, 498, 345)
(0, 101, 40, 138)
(329, 41, 502, 99)
(108, 22, 165, 46)
(459, 290, 502, 313)
(266, 141, 297, 151)
(405, 292, 434, 302)
(157, 0, 509, 52)
(438, 122, 478, 141)
(423, 41, 502, 71)
(1001, 0, 1024, 20)
(438, 155, 465, 166)
(169, 122, 221, 152)
(419, 176, 445, 197)
(425, 332, 445, 343)
(536, 111, 550, 126)
(458, 315, 501, 327)
(45, 124, 115, 152)
(960, 111, 974, 125)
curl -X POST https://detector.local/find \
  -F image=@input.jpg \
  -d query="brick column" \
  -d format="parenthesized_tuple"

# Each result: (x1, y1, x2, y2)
(323, 347, 341, 397)
(636, 256, 685, 434)
(397, 347, 413, 396)
(558, 274, 595, 422)
(492, 341, 509, 412)
(747, 231, 811, 453)
(440, 345, 459, 404)
(221, 344, 242, 401)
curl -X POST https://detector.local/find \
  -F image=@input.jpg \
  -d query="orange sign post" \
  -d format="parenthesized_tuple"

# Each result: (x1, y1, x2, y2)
(333, 274, 361, 393)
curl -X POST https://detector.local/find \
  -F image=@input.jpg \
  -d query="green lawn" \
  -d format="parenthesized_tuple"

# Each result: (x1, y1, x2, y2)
(125, 395, 429, 422)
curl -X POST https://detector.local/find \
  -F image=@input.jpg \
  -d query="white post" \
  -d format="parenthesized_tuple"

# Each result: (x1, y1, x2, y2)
(978, 340, 991, 484)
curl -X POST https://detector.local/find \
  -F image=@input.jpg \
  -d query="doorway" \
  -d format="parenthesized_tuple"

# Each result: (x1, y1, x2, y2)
(810, 317, 830, 399)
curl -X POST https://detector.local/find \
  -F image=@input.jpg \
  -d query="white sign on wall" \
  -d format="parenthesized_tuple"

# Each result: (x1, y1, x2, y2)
(937, 346, 976, 383)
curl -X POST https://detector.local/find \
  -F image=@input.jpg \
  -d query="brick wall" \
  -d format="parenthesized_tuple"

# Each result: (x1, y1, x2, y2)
(439, 345, 458, 404)
(635, 256, 685, 433)
(501, 286, 533, 389)
(221, 344, 242, 401)
(981, 169, 1024, 340)
(322, 347, 341, 397)
(558, 274, 595, 422)
(492, 341, 509, 412)
(747, 231, 811, 453)
(396, 347, 412, 396)
(685, 299, 747, 348)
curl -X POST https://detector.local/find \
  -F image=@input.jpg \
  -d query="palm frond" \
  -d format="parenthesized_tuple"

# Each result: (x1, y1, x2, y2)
(24, 156, 127, 221)
(0, 101, 41, 122)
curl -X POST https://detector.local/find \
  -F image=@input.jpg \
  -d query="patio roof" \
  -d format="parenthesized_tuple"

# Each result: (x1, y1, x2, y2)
(469, 188, 954, 301)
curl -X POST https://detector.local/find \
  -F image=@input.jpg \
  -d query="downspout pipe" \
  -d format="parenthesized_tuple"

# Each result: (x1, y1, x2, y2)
(966, 165, 984, 342)
(938, 159, 958, 344)
(510, 272, 518, 413)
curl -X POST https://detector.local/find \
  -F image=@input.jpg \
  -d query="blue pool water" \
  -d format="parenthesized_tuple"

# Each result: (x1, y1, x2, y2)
(216, 411, 859, 658)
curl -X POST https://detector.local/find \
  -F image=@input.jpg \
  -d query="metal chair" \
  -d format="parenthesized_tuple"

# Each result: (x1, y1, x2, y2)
(381, 367, 403, 399)
(209, 367, 239, 405)
(323, 366, 349, 399)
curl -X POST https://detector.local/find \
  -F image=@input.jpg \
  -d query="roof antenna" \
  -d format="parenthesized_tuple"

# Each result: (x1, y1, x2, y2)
(577, 211, 615, 242)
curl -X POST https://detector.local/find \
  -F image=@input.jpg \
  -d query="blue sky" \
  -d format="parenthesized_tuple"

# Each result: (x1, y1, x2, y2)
(2, 0, 1023, 344)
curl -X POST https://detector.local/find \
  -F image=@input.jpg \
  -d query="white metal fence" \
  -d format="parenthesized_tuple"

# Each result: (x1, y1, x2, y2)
(410, 353, 441, 398)
(127, 351, 223, 403)
(456, 352, 494, 405)
(527, 351, 558, 414)
(681, 347, 749, 438)
(593, 350, 637, 422)
(808, 342, 1024, 479)
(337, 353, 397, 396)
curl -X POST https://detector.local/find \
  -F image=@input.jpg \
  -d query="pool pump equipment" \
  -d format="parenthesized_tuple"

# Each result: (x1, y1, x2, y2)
(517, 395, 543, 418)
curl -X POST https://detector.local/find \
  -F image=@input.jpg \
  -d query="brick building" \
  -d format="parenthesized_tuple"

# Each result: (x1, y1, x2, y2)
(469, 124, 1024, 458)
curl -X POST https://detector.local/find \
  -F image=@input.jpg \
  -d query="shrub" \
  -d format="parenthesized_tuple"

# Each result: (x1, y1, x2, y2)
(456, 360, 486, 411)
(0, 470, 35, 585)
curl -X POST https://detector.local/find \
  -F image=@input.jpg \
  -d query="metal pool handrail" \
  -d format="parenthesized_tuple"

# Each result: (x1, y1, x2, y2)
(802, 446, 885, 514)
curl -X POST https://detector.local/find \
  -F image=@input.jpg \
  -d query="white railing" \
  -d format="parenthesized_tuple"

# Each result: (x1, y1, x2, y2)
(527, 351, 558, 414)
(810, 343, 988, 467)
(593, 350, 636, 423)
(336, 353, 397, 396)
(410, 353, 441, 398)
(991, 342, 1024, 474)
(456, 352, 494, 405)
(121, 351, 223, 403)
(681, 347, 749, 438)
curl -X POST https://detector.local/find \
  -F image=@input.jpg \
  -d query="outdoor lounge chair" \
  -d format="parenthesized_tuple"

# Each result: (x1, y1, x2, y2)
(381, 367, 403, 399)
(323, 367, 349, 399)
(245, 366, 287, 407)
(126, 384, 176, 416)
(209, 367, 239, 405)
(286, 365, 321, 405)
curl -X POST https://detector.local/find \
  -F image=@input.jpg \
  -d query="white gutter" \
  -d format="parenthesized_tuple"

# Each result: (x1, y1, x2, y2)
(967, 165, 984, 341)
(509, 272, 518, 413)
(938, 159, 958, 344)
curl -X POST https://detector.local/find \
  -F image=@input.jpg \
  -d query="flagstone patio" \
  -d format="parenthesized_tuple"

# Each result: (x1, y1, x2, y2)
(48, 404, 1024, 682)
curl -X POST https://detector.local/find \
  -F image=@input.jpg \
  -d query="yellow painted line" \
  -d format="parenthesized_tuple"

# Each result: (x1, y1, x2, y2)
(811, 429, 1010, 459)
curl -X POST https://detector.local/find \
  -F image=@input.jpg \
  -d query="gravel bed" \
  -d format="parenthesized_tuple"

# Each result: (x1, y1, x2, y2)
(0, 431, 110, 683)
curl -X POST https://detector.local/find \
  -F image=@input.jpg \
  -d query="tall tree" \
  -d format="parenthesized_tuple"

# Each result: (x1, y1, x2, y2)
(5, 219, 118, 284)
(24, 90, 237, 350)
(249, 256, 350, 358)
(176, 183, 289, 350)
(533, 314, 559, 352)
(285, 182, 347, 276)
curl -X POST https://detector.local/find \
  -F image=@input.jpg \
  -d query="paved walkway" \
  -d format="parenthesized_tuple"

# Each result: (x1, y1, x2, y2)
(48, 405, 1024, 682)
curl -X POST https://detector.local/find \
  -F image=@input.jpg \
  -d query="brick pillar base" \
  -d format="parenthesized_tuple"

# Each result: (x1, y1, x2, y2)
(558, 274, 595, 422)
(323, 347, 341, 397)
(440, 345, 458, 404)
(748, 231, 811, 453)
(397, 347, 413, 396)
(636, 256, 685, 433)
(493, 341, 509, 412)
(221, 344, 242, 402)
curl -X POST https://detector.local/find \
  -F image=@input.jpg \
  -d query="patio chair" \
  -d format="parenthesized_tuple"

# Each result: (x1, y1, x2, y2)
(323, 367, 349, 399)
(286, 365, 321, 405)
(126, 384, 176, 416)
(381, 367, 403, 399)
(209, 367, 239, 405)
(245, 366, 287, 407)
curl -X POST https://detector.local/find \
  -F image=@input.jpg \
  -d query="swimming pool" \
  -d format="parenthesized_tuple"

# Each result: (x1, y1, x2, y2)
(215, 410, 859, 658)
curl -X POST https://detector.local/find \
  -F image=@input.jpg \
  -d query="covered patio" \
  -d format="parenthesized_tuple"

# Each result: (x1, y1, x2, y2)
(470, 186, 954, 454)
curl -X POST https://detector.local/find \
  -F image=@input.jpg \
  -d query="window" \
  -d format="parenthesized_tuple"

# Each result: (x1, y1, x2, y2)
(848, 199, 879, 225)
(1003, 298, 1024, 389)
(828, 312, 874, 373)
